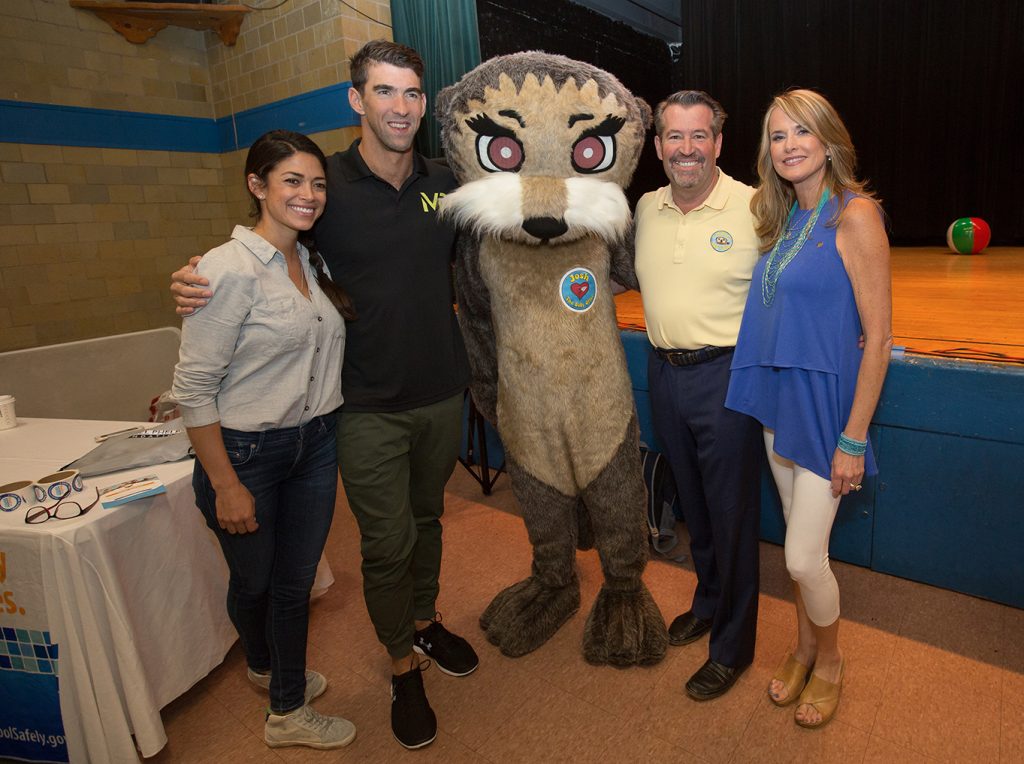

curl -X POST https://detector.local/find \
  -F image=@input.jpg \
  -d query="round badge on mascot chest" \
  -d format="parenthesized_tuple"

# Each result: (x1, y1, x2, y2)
(559, 267, 597, 313)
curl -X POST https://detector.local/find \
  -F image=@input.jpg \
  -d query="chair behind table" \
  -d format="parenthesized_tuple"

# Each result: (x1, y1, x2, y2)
(0, 327, 181, 422)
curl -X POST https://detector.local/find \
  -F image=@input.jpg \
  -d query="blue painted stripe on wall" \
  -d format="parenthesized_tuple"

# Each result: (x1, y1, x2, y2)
(217, 83, 359, 152)
(0, 100, 220, 152)
(0, 83, 359, 153)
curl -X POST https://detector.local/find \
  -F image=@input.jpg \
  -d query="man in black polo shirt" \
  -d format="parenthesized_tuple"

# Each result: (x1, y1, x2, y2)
(171, 40, 477, 751)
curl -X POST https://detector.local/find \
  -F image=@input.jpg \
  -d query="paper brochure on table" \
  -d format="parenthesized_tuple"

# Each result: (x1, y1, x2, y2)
(99, 474, 167, 508)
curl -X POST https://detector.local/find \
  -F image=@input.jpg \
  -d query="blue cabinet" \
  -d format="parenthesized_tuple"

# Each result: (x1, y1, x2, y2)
(620, 330, 1024, 608)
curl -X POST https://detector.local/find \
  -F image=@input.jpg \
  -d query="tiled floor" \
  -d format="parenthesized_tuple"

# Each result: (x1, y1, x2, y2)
(149, 467, 1023, 763)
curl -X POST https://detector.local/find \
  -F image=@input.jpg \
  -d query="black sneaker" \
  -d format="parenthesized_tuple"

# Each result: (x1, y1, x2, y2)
(391, 663, 437, 749)
(413, 614, 479, 677)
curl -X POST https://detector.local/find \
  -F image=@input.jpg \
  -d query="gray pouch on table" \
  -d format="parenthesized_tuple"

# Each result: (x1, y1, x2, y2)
(62, 421, 195, 477)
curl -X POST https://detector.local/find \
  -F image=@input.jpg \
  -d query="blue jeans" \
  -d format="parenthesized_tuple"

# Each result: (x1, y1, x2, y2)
(193, 414, 337, 713)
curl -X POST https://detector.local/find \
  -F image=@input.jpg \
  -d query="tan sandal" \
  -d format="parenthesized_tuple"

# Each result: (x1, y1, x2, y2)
(768, 653, 812, 707)
(795, 660, 845, 728)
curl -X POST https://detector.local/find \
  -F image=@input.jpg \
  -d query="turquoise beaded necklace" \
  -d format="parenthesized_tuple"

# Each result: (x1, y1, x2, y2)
(761, 190, 829, 306)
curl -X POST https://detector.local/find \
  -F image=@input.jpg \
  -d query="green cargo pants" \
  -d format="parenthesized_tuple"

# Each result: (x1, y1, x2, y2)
(336, 392, 463, 658)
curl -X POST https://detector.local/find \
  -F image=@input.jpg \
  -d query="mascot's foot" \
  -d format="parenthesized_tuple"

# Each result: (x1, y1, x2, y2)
(582, 584, 668, 667)
(479, 577, 580, 658)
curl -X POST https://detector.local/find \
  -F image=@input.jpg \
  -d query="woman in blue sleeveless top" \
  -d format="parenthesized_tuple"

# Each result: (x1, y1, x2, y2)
(725, 90, 891, 728)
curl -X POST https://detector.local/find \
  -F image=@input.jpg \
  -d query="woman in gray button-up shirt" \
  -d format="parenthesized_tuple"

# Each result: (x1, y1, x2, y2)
(171, 131, 358, 749)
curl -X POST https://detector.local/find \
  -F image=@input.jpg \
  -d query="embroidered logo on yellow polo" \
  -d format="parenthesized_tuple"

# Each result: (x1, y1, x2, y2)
(710, 230, 734, 252)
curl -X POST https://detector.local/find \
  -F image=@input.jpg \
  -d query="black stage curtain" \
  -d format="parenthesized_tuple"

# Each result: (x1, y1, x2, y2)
(677, 0, 1024, 245)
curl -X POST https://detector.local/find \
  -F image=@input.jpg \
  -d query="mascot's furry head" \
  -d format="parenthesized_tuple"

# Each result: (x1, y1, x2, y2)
(436, 52, 651, 246)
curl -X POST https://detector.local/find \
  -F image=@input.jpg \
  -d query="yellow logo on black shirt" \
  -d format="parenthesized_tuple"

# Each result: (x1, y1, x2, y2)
(420, 192, 446, 212)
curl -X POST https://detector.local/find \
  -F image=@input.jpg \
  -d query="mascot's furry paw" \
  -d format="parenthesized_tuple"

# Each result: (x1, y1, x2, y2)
(479, 576, 581, 657)
(582, 584, 668, 667)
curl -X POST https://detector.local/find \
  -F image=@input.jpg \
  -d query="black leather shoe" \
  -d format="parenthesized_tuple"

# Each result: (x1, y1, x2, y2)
(685, 659, 747, 701)
(668, 611, 712, 646)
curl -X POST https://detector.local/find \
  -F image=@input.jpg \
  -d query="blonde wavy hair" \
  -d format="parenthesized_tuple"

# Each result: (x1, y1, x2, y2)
(751, 89, 879, 248)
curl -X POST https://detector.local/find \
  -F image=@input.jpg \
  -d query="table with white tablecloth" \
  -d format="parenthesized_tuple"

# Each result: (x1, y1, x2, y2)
(0, 418, 332, 763)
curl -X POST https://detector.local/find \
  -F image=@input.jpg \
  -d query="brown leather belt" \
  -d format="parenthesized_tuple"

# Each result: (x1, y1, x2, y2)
(654, 345, 734, 367)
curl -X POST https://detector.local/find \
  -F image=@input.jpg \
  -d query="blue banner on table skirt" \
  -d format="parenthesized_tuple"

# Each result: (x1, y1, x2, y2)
(0, 627, 67, 763)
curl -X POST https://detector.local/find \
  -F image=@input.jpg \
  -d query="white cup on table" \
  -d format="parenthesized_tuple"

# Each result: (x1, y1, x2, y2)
(0, 394, 16, 430)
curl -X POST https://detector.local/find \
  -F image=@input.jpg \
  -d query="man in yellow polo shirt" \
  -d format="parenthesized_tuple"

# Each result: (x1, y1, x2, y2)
(634, 90, 761, 701)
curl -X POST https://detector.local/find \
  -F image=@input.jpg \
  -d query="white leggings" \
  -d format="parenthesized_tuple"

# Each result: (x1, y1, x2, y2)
(764, 430, 841, 627)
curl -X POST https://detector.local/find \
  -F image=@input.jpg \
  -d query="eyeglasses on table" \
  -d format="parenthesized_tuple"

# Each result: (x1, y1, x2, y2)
(25, 488, 100, 525)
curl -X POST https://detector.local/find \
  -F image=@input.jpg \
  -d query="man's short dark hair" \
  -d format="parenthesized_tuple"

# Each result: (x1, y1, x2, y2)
(653, 90, 727, 137)
(350, 39, 425, 93)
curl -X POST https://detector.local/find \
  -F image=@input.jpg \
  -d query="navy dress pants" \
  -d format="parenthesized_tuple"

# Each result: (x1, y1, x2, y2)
(648, 350, 761, 668)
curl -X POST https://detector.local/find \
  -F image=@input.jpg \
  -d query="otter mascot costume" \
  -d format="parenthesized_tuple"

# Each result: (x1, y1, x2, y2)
(436, 52, 668, 666)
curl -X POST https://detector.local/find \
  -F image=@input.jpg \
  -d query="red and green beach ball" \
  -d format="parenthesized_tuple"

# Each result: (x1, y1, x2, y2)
(946, 217, 991, 254)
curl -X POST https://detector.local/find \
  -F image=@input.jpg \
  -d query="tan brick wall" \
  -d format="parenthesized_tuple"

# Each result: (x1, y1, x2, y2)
(208, 0, 392, 118)
(0, 143, 234, 350)
(1, 0, 213, 119)
(0, 0, 379, 352)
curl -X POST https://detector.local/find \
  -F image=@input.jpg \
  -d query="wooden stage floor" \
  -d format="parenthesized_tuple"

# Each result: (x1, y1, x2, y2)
(615, 247, 1024, 365)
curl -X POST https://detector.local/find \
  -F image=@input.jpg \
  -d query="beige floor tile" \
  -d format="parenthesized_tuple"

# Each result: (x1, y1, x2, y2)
(624, 654, 761, 764)
(872, 656, 1001, 761)
(480, 681, 629, 761)
(149, 686, 262, 763)
(646, 553, 699, 620)
(304, 591, 395, 686)
(148, 458, 1024, 762)
(1000, 604, 1024, 708)
(599, 726, 707, 763)
(834, 559, 919, 633)
(744, 617, 797, 690)
(422, 653, 545, 751)
(898, 582, 1007, 660)
(862, 735, 939, 763)
(887, 636, 1004, 704)
(1002, 696, 1024, 763)
(731, 695, 870, 764)
(757, 591, 799, 633)
(200, 643, 271, 736)
(1004, 664, 1024, 709)
(825, 619, 898, 732)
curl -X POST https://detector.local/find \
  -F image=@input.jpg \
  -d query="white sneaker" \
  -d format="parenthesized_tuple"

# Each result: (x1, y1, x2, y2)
(247, 668, 327, 704)
(264, 704, 356, 749)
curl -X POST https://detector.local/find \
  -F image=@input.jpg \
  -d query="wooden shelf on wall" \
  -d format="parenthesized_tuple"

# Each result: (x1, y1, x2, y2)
(69, 2, 250, 46)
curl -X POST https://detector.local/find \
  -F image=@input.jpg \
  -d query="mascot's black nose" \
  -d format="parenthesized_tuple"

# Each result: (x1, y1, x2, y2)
(522, 216, 568, 241)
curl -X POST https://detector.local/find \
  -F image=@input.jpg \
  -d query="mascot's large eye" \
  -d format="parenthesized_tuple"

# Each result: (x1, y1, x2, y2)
(571, 135, 615, 173)
(477, 134, 524, 172)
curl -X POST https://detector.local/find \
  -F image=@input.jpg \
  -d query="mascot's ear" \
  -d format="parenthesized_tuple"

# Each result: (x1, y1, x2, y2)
(435, 85, 455, 129)
(636, 97, 653, 131)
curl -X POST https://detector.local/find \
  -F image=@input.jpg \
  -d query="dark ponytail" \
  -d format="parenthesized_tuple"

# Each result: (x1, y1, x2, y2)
(301, 234, 357, 320)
